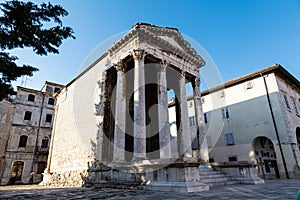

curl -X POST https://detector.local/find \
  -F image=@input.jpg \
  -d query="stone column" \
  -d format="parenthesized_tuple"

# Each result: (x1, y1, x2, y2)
(132, 49, 147, 160)
(96, 71, 107, 162)
(113, 62, 126, 162)
(178, 70, 193, 158)
(192, 77, 209, 162)
(158, 61, 172, 159)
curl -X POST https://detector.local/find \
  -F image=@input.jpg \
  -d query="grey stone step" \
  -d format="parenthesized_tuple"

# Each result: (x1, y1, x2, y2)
(93, 180, 143, 190)
(205, 180, 238, 187)
(199, 174, 230, 179)
(199, 170, 221, 175)
(201, 177, 230, 183)
(198, 165, 240, 188)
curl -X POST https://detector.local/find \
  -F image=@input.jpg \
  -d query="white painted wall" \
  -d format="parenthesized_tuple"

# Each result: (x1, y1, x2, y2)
(50, 56, 109, 173)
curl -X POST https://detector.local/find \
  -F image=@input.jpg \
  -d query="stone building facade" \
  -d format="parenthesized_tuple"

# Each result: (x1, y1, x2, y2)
(199, 65, 300, 179)
(41, 23, 218, 192)
(0, 99, 14, 178)
(0, 82, 63, 185)
(42, 23, 263, 192)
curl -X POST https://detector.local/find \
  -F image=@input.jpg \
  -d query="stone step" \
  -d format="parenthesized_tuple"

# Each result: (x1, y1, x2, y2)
(205, 180, 238, 187)
(201, 177, 230, 183)
(199, 174, 230, 179)
(198, 165, 239, 187)
(199, 170, 221, 175)
(93, 181, 143, 190)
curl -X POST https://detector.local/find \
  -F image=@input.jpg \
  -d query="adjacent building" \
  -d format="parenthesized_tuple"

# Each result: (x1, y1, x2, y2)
(0, 81, 63, 185)
(200, 64, 300, 178)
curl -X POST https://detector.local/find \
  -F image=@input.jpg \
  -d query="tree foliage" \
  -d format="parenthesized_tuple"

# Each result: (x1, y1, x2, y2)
(0, 0, 75, 100)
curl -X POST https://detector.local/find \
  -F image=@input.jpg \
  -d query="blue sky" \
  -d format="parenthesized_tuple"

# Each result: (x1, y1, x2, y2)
(8, 0, 300, 90)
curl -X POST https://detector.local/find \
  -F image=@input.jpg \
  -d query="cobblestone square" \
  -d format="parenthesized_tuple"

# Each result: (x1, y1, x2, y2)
(0, 180, 299, 199)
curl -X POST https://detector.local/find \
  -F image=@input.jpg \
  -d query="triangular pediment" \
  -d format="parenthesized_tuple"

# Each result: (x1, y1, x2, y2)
(107, 23, 205, 67)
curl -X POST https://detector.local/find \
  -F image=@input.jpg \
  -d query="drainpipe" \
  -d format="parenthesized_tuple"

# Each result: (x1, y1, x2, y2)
(30, 93, 45, 176)
(261, 74, 289, 179)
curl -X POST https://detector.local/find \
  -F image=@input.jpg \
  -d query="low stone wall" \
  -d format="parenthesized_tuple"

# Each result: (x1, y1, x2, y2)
(40, 170, 88, 187)
(210, 161, 264, 184)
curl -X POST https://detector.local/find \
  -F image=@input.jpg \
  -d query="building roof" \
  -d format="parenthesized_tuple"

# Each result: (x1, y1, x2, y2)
(44, 81, 64, 88)
(108, 22, 205, 67)
(201, 64, 300, 96)
(64, 22, 205, 89)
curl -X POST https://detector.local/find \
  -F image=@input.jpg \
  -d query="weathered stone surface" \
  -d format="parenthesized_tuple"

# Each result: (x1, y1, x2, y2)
(40, 170, 87, 187)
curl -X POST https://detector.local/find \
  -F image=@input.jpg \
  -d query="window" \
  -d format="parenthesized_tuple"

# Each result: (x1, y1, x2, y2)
(27, 94, 35, 102)
(41, 137, 49, 148)
(219, 90, 225, 98)
(228, 156, 237, 162)
(54, 87, 60, 93)
(221, 107, 230, 119)
(45, 114, 52, 123)
(225, 132, 234, 145)
(283, 94, 291, 110)
(204, 113, 208, 123)
(244, 81, 253, 89)
(24, 111, 32, 120)
(189, 116, 196, 127)
(209, 158, 215, 163)
(46, 86, 53, 93)
(18, 135, 28, 147)
(48, 98, 55, 105)
(189, 101, 193, 107)
(292, 98, 299, 115)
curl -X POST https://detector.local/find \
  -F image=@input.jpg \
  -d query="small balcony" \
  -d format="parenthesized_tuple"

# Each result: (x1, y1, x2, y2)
(37, 146, 49, 154)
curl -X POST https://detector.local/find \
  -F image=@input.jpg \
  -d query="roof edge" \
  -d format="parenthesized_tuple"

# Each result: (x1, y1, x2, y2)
(201, 64, 299, 95)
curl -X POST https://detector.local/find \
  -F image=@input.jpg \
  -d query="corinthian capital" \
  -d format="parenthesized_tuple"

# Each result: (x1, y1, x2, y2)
(114, 61, 126, 72)
(159, 60, 170, 72)
(194, 77, 200, 87)
(132, 49, 146, 61)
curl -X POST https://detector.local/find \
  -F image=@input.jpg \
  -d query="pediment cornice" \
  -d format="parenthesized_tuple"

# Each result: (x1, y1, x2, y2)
(107, 23, 205, 67)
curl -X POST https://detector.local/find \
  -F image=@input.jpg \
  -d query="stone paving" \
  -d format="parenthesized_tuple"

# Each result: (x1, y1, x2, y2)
(0, 179, 299, 199)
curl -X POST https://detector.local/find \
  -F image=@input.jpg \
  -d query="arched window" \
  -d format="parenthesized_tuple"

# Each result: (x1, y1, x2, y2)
(41, 137, 49, 148)
(18, 135, 28, 147)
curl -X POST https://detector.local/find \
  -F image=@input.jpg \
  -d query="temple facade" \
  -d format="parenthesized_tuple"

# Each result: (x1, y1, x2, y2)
(41, 23, 210, 192)
(41, 23, 263, 191)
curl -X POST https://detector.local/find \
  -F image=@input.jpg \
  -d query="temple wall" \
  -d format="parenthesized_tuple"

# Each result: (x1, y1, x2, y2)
(49, 56, 110, 174)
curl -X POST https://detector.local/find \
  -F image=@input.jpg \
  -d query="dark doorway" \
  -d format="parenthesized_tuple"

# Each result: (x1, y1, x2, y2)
(252, 136, 279, 179)
(11, 161, 24, 182)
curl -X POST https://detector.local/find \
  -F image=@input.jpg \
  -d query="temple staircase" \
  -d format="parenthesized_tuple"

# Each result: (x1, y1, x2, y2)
(198, 165, 238, 187)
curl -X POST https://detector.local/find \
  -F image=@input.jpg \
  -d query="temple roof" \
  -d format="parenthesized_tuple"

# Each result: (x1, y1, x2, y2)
(107, 22, 205, 67)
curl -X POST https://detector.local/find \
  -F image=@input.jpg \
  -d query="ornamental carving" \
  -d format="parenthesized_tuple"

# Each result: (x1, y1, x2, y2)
(132, 49, 146, 61)
(194, 77, 200, 87)
(113, 62, 126, 72)
(159, 60, 170, 72)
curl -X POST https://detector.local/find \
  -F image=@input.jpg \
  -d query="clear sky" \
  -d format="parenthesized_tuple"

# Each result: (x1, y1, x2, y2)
(7, 0, 300, 90)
